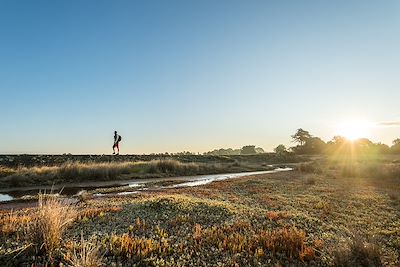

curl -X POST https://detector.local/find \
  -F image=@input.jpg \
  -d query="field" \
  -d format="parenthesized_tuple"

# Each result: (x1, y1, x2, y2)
(0, 155, 399, 266)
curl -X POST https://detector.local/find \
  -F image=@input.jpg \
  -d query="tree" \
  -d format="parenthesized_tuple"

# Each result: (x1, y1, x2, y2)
(255, 147, 265, 154)
(393, 138, 400, 146)
(241, 145, 257, 155)
(391, 138, 400, 153)
(370, 143, 390, 154)
(291, 137, 326, 154)
(330, 135, 347, 145)
(291, 128, 312, 145)
(325, 136, 390, 155)
(204, 148, 241, 155)
(303, 137, 326, 154)
(274, 144, 287, 154)
(353, 138, 373, 153)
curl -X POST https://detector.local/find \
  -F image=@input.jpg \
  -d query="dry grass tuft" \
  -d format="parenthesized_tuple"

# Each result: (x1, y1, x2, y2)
(28, 194, 77, 254)
(334, 234, 382, 267)
(64, 233, 104, 267)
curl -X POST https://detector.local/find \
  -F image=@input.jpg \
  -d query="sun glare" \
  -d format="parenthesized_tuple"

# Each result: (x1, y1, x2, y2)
(336, 120, 371, 141)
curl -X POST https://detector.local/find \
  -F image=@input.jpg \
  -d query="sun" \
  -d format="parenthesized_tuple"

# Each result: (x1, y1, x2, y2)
(336, 120, 371, 141)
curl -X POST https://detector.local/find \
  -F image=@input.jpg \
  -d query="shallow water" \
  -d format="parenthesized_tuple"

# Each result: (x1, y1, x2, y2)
(0, 194, 13, 202)
(0, 168, 292, 203)
(165, 168, 292, 188)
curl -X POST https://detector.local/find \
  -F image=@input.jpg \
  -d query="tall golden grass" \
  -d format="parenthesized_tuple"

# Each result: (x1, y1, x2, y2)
(28, 194, 77, 254)
(0, 160, 210, 186)
(145, 159, 200, 175)
(0, 166, 15, 177)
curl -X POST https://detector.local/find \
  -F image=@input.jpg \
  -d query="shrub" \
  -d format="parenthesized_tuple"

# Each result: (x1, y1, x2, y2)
(305, 175, 317, 185)
(297, 162, 322, 174)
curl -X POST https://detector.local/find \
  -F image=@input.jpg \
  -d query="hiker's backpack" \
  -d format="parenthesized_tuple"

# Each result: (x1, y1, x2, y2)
(118, 135, 122, 142)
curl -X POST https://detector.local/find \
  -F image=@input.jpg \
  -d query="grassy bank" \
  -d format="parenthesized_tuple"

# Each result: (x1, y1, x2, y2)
(0, 158, 279, 188)
(0, 153, 301, 168)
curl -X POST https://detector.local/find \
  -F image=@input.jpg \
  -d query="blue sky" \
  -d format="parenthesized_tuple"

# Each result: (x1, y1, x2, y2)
(1, 1, 399, 154)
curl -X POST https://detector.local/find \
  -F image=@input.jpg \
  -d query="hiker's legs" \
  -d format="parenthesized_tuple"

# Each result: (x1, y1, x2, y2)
(116, 142, 120, 154)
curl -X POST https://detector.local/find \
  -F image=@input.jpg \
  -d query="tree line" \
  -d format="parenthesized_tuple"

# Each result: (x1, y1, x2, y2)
(275, 128, 400, 155)
(204, 146, 265, 156)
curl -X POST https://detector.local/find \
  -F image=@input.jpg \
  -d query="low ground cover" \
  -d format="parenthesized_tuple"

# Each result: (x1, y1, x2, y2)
(0, 156, 399, 266)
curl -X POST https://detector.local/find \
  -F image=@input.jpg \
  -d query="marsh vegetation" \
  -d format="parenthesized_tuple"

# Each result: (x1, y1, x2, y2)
(0, 154, 399, 266)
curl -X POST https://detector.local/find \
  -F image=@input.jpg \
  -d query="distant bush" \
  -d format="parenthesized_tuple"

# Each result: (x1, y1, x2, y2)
(241, 145, 258, 155)
(305, 175, 317, 185)
(379, 164, 400, 179)
(297, 162, 323, 174)
(339, 162, 400, 179)
(297, 159, 400, 181)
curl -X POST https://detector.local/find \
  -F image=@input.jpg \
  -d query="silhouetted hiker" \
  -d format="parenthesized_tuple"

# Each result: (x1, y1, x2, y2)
(113, 131, 122, 155)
